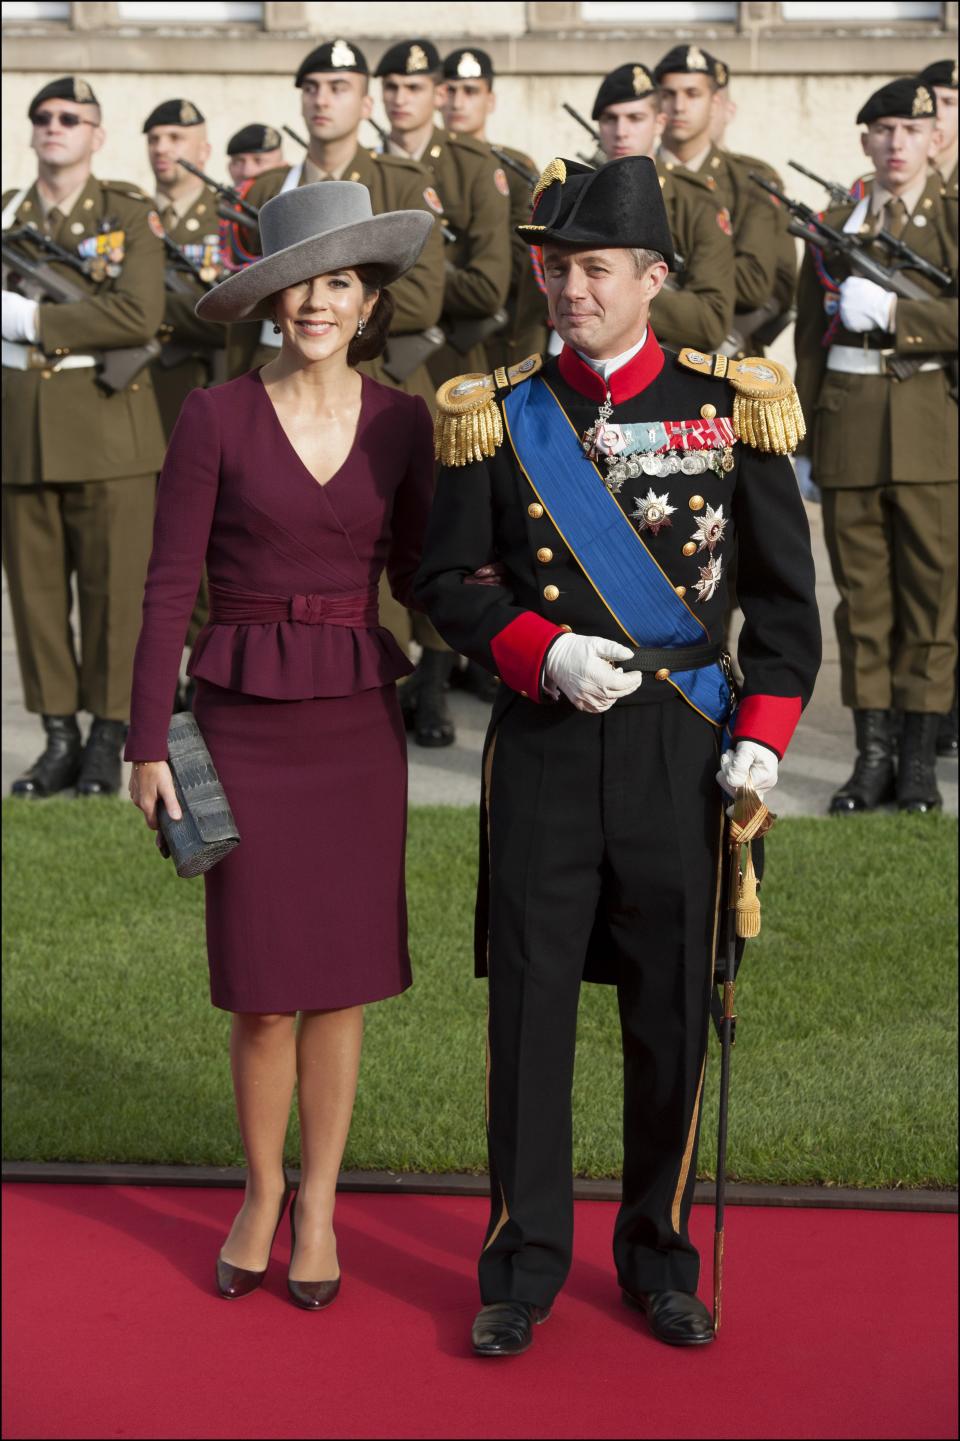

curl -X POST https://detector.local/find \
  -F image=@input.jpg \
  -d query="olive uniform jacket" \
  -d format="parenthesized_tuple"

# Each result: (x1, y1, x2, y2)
(483, 142, 548, 372)
(2, 175, 166, 485)
(794, 170, 958, 487)
(224, 150, 445, 410)
(415, 127, 512, 384)
(729, 151, 797, 324)
(652, 166, 735, 354)
(152, 182, 226, 437)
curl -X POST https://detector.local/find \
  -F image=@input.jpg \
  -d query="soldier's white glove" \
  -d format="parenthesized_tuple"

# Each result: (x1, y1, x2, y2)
(1, 291, 39, 343)
(838, 276, 896, 333)
(543, 633, 644, 714)
(793, 456, 821, 504)
(717, 740, 779, 800)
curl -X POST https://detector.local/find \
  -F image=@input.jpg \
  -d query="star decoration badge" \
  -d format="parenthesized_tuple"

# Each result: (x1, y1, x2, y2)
(690, 503, 727, 553)
(631, 489, 676, 535)
(694, 554, 723, 603)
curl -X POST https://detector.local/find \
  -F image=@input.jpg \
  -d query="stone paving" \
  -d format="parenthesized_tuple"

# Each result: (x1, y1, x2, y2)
(2, 502, 956, 815)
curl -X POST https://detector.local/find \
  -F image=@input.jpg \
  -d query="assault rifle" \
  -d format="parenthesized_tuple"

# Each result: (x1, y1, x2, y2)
(490, 146, 538, 190)
(282, 124, 308, 149)
(787, 159, 853, 209)
(177, 159, 259, 234)
(2, 229, 161, 391)
(560, 102, 604, 167)
(156, 233, 227, 378)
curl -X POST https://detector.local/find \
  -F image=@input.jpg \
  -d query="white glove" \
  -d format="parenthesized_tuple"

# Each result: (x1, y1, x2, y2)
(793, 456, 821, 504)
(543, 633, 644, 714)
(838, 276, 895, 334)
(1, 291, 39, 343)
(717, 740, 779, 800)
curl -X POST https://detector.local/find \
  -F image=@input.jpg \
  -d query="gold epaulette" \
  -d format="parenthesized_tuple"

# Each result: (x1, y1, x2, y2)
(677, 347, 806, 455)
(434, 354, 543, 466)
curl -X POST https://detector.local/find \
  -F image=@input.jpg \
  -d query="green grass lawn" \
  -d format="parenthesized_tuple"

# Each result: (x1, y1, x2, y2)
(2, 799, 957, 1187)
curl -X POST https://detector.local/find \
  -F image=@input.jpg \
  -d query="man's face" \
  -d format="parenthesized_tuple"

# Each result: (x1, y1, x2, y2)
(227, 147, 285, 184)
(442, 77, 495, 136)
(598, 96, 665, 161)
(30, 98, 103, 169)
(659, 72, 718, 149)
(382, 74, 443, 133)
(861, 116, 936, 189)
(542, 244, 666, 357)
(146, 123, 211, 186)
(932, 84, 958, 153)
(300, 73, 370, 144)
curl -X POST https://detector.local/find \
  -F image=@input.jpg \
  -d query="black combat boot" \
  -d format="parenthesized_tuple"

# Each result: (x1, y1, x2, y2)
(897, 713, 943, 813)
(10, 715, 83, 798)
(936, 701, 958, 760)
(413, 648, 456, 748)
(451, 658, 500, 704)
(829, 709, 897, 815)
(75, 718, 128, 797)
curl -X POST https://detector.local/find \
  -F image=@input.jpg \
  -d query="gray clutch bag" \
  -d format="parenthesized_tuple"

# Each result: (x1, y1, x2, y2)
(158, 711, 240, 878)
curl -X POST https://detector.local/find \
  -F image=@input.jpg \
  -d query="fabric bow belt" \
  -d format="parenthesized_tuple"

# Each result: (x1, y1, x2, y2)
(208, 583, 380, 628)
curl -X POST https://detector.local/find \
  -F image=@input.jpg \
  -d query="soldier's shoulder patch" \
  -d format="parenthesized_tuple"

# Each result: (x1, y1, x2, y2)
(677, 348, 805, 455)
(434, 354, 543, 467)
(147, 209, 166, 240)
(494, 166, 510, 198)
(716, 206, 733, 235)
(422, 185, 444, 215)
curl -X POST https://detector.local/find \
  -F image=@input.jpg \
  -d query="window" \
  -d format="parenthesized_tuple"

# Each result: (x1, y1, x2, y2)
(1, 1, 69, 17)
(115, 1, 262, 19)
(781, 2, 941, 18)
(580, 1, 737, 17)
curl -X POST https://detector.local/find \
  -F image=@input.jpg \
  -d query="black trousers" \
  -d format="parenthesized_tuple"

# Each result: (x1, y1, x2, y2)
(480, 688, 724, 1307)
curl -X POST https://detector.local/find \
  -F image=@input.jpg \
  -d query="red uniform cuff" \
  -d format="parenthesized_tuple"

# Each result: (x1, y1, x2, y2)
(732, 694, 802, 759)
(490, 612, 564, 701)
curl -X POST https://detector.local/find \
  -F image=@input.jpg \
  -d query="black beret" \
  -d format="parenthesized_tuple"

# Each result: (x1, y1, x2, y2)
(442, 48, 494, 82)
(295, 39, 369, 86)
(653, 45, 729, 89)
(227, 124, 283, 156)
(375, 39, 442, 78)
(517, 155, 675, 270)
(592, 63, 658, 121)
(856, 77, 938, 126)
(142, 98, 204, 133)
(28, 76, 99, 118)
(917, 58, 958, 91)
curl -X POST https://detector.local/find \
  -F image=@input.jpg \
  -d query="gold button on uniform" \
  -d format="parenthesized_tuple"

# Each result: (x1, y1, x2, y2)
(700, 403, 716, 420)
(682, 541, 697, 557)
(559, 624, 573, 633)
(536, 547, 553, 564)
(527, 502, 544, 518)
(543, 584, 560, 602)
(674, 585, 687, 597)
(689, 495, 705, 511)
(655, 668, 671, 681)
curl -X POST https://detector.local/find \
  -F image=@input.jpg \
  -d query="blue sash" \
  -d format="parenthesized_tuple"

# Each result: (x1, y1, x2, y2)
(503, 376, 733, 729)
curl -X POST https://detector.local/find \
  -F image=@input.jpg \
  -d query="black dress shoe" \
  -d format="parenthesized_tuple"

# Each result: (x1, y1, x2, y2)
(829, 709, 896, 814)
(75, 718, 128, 797)
(11, 715, 82, 798)
(286, 1192, 341, 1311)
(622, 1289, 715, 1346)
(216, 1185, 291, 1299)
(897, 712, 943, 813)
(471, 1301, 551, 1357)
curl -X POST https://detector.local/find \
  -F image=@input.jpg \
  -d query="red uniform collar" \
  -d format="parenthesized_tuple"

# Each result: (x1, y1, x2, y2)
(557, 329, 665, 404)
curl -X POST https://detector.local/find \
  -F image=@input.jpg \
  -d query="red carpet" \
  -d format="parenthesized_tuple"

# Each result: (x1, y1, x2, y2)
(3, 1185, 956, 1440)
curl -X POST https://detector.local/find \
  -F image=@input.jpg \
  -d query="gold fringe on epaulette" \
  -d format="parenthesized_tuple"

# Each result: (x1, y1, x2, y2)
(434, 398, 503, 467)
(732, 389, 806, 457)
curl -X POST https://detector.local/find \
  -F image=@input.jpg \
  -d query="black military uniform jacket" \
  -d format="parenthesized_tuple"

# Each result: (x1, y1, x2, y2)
(416, 337, 821, 758)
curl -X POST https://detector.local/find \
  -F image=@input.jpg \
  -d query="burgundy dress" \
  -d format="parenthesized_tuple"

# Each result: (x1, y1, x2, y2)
(126, 369, 434, 1012)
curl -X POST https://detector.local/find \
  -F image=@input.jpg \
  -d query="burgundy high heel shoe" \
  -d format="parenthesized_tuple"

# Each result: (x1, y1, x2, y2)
(286, 1192, 341, 1310)
(216, 1183, 291, 1299)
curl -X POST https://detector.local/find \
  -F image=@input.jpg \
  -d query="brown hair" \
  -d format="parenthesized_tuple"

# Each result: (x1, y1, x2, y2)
(347, 265, 394, 365)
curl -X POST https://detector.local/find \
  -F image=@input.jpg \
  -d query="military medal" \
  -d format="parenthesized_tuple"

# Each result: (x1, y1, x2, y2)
(631, 488, 676, 535)
(690, 503, 727, 553)
(694, 554, 723, 602)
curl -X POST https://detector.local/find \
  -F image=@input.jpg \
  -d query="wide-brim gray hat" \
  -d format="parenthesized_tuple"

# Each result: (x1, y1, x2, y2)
(196, 181, 434, 323)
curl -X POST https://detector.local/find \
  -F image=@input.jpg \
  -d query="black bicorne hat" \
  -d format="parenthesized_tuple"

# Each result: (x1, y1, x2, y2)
(142, 98, 204, 133)
(653, 44, 729, 89)
(29, 76, 99, 118)
(295, 39, 369, 86)
(227, 124, 283, 156)
(516, 156, 675, 270)
(856, 77, 938, 125)
(442, 47, 494, 82)
(592, 63, 658, 120)
(375, 39, 442, 78)
(917, 58, 958, 91)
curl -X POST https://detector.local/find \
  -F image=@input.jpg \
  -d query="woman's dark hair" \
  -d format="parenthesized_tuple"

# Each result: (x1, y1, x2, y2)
(347, 265, 394, 365)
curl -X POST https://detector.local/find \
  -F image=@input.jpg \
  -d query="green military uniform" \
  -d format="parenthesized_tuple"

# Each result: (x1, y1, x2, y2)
(652, 165, 735, 353)
(483, 143, 548, 371)
(725, 151, 797, 347)
(2, 173, 166, 724)
(152, 183, 226, 434)
(224, 151, 445, 412)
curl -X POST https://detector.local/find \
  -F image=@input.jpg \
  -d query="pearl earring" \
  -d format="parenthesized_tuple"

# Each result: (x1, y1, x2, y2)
(356, 318, 366, 336)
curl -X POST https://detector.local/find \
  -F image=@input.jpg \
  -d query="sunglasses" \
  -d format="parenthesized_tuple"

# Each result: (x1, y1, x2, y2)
(31, 110, 97, 129)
